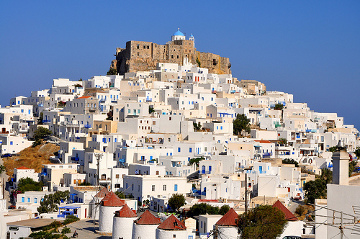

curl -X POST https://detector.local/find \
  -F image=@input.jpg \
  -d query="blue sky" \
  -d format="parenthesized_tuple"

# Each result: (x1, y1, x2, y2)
(0, 1, 359, 128)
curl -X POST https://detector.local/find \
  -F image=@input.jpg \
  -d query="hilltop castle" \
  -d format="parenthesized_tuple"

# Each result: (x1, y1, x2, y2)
(110, 29, 231, 75)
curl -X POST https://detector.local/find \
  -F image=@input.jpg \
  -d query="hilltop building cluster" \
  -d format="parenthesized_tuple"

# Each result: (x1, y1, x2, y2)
(111, 29, 231, 75)
(0, 31, 359, 239)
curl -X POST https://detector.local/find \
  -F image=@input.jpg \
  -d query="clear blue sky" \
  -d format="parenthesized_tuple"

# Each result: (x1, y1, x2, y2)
(0, 1, 359, 128)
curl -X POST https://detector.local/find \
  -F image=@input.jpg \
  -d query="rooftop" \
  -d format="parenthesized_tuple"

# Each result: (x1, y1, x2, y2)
(114, 204, 137, 218)
(157, 215, 186, 230)
(7, 219, 58, 228)
(216, 208, 238, 226)
(134, 210, 161, 225)
(272, 200, 298, 221)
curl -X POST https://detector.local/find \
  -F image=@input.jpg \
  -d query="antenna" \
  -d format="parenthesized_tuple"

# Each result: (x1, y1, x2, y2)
(92, 152, 103, 231)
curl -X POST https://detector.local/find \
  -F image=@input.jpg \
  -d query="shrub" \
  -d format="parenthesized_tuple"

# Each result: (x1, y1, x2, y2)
(63, 215, 79, 225)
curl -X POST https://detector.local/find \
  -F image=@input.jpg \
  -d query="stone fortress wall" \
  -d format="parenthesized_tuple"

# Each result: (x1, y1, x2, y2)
(111, 29, 231, 75)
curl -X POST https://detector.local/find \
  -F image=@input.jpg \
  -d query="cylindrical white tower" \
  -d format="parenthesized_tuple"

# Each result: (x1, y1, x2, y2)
(132, 210, 161, 239)
(156, 229, 188, 239)
(217, 226, 238, 239)
(112, 204, 137, 239)
(91, 187, 109, 220)
(98, 192, 125, 233)
(156, 215, 187, 239)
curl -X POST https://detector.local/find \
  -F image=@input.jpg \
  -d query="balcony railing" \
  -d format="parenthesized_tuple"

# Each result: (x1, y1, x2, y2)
(71, 157, 79, 161)
(84, 124, 92, 129)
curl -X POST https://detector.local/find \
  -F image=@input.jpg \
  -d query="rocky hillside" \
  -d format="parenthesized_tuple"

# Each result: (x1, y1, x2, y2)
(3, 141, 59, 177)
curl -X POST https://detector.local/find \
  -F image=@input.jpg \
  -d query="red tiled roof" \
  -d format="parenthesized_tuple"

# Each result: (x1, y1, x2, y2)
(272, 200, 298, 221)
(17, 166, 30, 170)
(77, 96, 91, 99)
(114, 204, 137, 218)
(254, 140, 272, 143)
(198, 199, 218, 203)
(216, 208, 238, 226)
(95, 187, 109, 198)
(100, 192, 125, 207)
(157, 215, 186, 230)
(135, 210, 161, 225)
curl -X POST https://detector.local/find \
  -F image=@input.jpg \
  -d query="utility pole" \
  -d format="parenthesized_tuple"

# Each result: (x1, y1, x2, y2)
(94, 153, 103, 187)
(245, 173, 248, 215)
(93, 153, 103, 232)
(340, 211, 343, 239)
(214, 224, 218, 239)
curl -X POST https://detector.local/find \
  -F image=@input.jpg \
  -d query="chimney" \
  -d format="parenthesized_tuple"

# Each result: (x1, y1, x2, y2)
(332, 146, 350, 185)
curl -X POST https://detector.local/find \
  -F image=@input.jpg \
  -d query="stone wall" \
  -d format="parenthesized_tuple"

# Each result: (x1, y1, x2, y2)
(112, 39, 231, 74)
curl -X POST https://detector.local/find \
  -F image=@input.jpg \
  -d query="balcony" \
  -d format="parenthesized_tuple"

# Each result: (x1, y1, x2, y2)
(84, 124, 92, 129)
(263, 152, 272, 158)
(42, 119, 51, 123)
(71, 156, 79, 161)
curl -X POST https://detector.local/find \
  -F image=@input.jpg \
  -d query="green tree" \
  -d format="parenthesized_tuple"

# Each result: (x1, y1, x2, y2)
(193, 122, 202, 131)
(37, 191, 69, 214)
(303, 179, 327, 204)
(17, 177, 43, 193)
(196, 58, 201, 67)
(355, 148, 360, 159)
(277, 138, 287, 146)
(329, 146, 338, 152)
(168, 193, 186, 212)
(0, 165, 5, 174)
(320, 168, 333, 184)
(188, 157, 204, 167)
(274, 103, 284, 110)
(149, 106, 155, 114)
(295, 205, 306, 216)
(33, 127, 52, 141)
(107, 68, 117, 75)
(238, 205, 287, 239)
(349, 161, 357, 177)
(219, 205, 230, 215)
(282, 158, 299, 167)
(187, 203, 219, 217)
(115, 191, 126, 199)
(233, 114, 251, 135)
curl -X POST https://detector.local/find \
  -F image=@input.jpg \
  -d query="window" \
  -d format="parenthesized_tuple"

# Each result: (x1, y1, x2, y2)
(178, 147, 181, 152)
(10, 141, 13, 145)
(163, 185, 166, 191)
(174, 184, 178, 191)
(27, 197, 30, 202)
(152, 185, 155, 191)
(21, 197, 25, 203)
(189, 148, 192, 153)
(115, 184, 120, 188)
(116, 174, 119, 179)
(34, 198, 38, 203)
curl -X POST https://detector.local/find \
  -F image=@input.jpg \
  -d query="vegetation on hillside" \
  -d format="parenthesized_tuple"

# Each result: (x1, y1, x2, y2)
(3, 142, 59, 177)
(168, 194, 186, 212)
(233, 114, 251, 136)
(107, 68, 117, 75)
(37, 191, 70, 214)
(187, 203, 230, 217)
(33, 127, 52, 147)
(274, 103, 284, 110)
(282, 158, 299, 167)
(18, 177, 43, 193)
(188, 157, 204, 167)
(238, 205, 287, 239)
(303, 168, 332, 204)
